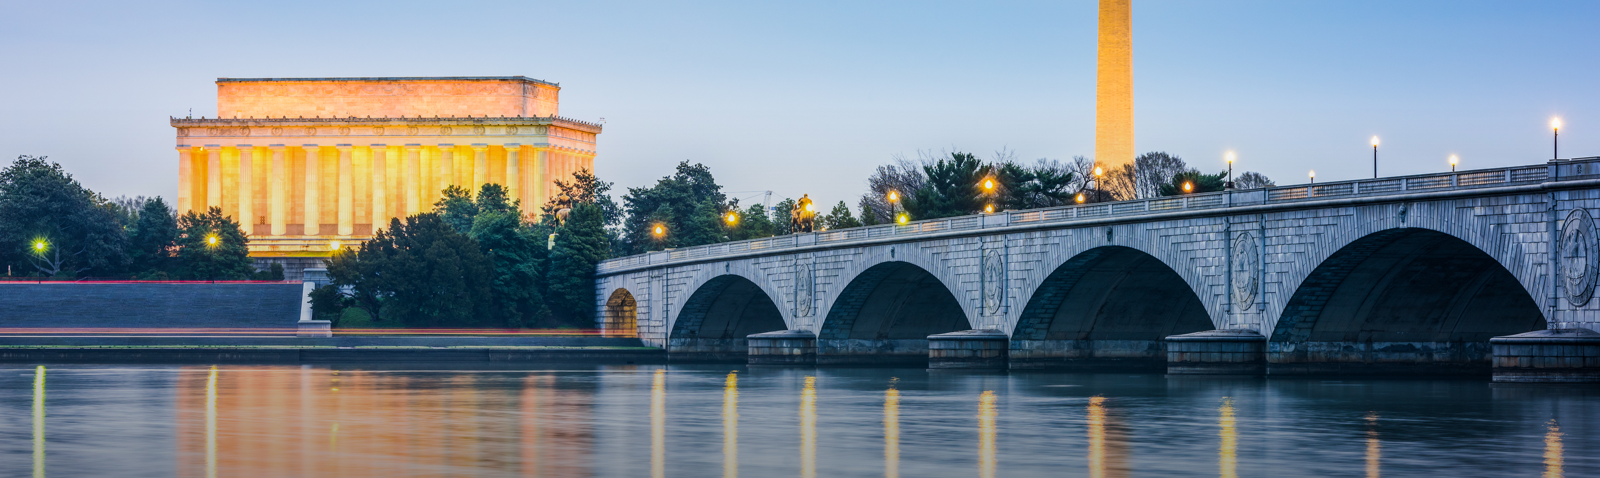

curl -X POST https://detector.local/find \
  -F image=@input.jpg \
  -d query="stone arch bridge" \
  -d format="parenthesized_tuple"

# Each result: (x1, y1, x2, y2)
(597, 160, 1600, 381)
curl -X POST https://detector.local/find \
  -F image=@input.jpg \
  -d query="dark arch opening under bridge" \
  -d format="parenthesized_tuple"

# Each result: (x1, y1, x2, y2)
(1269, 228, 1545, 374)
(667, 275, 786, 362)
(818, 261, 970, 365)
(1010, 246, 1214, 371)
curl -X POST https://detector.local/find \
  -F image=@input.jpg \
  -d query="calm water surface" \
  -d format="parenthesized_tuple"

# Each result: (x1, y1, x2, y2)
(2, 364, 1594, 477)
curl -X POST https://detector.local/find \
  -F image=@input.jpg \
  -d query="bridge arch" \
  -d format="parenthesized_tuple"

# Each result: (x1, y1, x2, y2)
(816, 260, 971, 364)
(601, 288, 638, 337)
(666, 272, 788, 361)
(1268, 223, 1546, 373)
(1009, 245, 1214, 370)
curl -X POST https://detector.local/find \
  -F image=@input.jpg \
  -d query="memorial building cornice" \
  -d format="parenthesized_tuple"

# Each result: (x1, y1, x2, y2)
(170, 115, 602, 133)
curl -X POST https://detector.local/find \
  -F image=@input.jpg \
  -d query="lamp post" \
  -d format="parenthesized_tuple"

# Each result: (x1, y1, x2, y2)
(1182, 181, 1194, 194)
(1371, 136, 1380, 178)
(886, 190, 900, 224)
(1225, 152, 1235, 188)
(206, 234, 219, 248)
(1092, 166, 1105, 201)
(1450, 155, 1459, 172)
(1309, 170, 1316, 185)
(32, 240, 46, 254)
(980, 177, 997, 213)
(725, 211, 739, 226)
(1553, 118, 1563, 160)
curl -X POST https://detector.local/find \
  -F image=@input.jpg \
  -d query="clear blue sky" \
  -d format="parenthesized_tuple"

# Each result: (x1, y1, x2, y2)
(2, 1, 1596, 210)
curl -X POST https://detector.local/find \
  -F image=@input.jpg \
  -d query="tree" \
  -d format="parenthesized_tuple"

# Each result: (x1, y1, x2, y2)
(175, 207, 254, 280)
(308, 284, 348, 325)
(547, 203, 608, 327)
(326, 243, 386, 322)
(771, 198, 797, 235)
(361, 214, 493, 327)
(619, 161, 731, 253)
(0, 156, 129, 277)
(1134, 152, 1189, 199)
(1158, 170, 1229, 196)
(1235, 171, 1276, 189)
(906, 151, 984, 220)
(821, 201, 862, 230)
(127, 197, 179, 279)
(728, 202, 776, 240)
(434, 185, 478, 234)
(858, 157, 926, 224)
(543, 168, 622, 228)
(470, 207, 548, 328)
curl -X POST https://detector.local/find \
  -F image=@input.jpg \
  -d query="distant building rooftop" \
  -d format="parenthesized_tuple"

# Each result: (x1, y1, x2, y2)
(217, 76, 558, 87)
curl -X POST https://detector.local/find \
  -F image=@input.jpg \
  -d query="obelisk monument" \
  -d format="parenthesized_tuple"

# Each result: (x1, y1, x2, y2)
(1095, 0, 1134, 173)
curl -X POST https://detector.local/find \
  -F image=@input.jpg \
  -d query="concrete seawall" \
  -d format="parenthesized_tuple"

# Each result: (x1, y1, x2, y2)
(0, 282, 303, 329)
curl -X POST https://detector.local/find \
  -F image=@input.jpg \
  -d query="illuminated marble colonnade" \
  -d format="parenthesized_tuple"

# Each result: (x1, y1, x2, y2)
(172, 119, 597, 253)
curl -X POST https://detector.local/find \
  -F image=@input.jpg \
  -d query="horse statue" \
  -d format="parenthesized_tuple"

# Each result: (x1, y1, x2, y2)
(790, 194, 816, 233)
(553, 192, 573, 226)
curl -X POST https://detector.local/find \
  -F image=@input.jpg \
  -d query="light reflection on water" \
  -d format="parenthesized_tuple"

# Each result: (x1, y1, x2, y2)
(4, 365, 1597, 477)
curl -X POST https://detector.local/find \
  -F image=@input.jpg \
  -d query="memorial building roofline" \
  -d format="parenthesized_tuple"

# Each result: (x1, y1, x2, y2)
(170, 114, 602, 133)
(216, 76, 558, 87)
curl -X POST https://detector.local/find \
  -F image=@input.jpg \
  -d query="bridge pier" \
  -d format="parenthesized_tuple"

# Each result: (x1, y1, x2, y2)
(928, 330, 1009, 369)
(1165, 330, 1266, 375)
(665, 338, 748, 363)
(746, 330, 816, 366)
(1490, 328, 1600, 382)
(816, 339, 930, 366)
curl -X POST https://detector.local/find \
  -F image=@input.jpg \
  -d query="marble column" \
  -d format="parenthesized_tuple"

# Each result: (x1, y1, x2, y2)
(206, 145, 222, 211)
(472, 144, 488, 194)
(337, 145, 354, 236)
(533, 147, 549, 212)
(438, 144, 455, 193)
(269, 145, 287, 235)
(176, 146, 193, 214)
(370, 144, 388, 231)
(237, 145, 254, 231)
(504, 144, 521, 213)
(303, 144, 321, 235)
(404, 145, 421, 216)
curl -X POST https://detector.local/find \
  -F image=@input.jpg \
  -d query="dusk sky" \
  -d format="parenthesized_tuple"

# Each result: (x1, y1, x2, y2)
(3, 0, 1597, 210)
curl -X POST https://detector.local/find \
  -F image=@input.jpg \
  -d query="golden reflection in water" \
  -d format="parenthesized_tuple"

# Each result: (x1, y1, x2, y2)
(205, 366, 217, 478)
(32, 365, 44, 478)
(1218, 397, 1236, 478)
(977, 390, 997, 478)
(724, 371, 738, 478)
(1544, 419, 1563, 478)
(652, 369, 666, 478)
(884, 383, 900, 478)
(801, 376, 817, 478)
(1365, 412, 1380, 478)
(1087, 396, 1105, 478)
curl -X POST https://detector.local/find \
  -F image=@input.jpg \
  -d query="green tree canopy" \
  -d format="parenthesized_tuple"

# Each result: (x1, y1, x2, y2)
(127, 197, 180, 279)
(620, 161, 732, 253)
(1158, 170, 1229, 196)
(821, 201, 862, 230)
(547, 203, 608, 327)
(175, 207, 254, 280)
(0, 155, 129, 276)
(906, 152, 984, 220)
(360, 214, 493, 327)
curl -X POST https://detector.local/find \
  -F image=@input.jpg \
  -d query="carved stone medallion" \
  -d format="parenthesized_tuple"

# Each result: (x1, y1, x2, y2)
(207, 127, 221, 136)
(239, 127, 250, 136)
(473, 126, 486, 135)
(1562, 208, 1598, 306)
(440, 127, 453, 136)
(373, 127, 384, 136)
(794, 260, 814, 317)
(270, 127, 283, 136)
(507, 126, 519, 135)
(338, 127, 351, 136)
(1231, 232, 1258, 311)
(981, 248, 1005, 316)
(304, 127, 317, 136)
(176, 128, 189, 137)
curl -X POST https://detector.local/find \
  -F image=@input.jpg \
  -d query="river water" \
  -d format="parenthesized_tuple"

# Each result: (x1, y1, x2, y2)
(1, 364, 1593, 477)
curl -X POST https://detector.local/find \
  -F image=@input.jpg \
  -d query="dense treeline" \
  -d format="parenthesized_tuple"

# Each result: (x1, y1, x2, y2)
(0, 156, 272, 280)
(319, 173, 613, 329)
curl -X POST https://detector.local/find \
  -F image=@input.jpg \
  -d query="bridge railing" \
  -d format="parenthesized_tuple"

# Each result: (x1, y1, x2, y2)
(599, 161, 1575, 272)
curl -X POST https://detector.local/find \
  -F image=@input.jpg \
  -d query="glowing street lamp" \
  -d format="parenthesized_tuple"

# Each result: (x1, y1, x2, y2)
(652, 225, 666, 237)
(32, 240, 46, 254)
(206, 234, 219, 247)
(329, 240, 342, 250)
(1553, 117, 1563, 160)
(984, 204, 995, 214)
(1309, 169, 1316, 185)
(896, 213, 909, 225)
(886, 190, 900, 223)
(725, 211, 739, 225)
(1075, 193, 1086, 204)
(1371, 136, 1380, 178)
(1450, 155, 1459, 172)
(982, 178, 996, 192)
(1182, 181, 1194, 193)
(1225, 151, 1235, 188)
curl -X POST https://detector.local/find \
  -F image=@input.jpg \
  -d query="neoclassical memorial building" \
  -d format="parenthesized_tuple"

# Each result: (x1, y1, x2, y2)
(171, 76, 601, 273)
